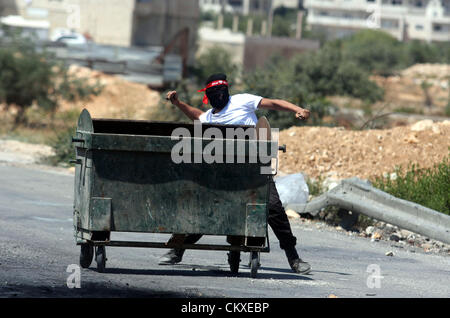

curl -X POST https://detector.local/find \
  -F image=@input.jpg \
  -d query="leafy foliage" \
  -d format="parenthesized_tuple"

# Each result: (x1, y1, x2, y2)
(338, 30, 404, 76)
(403, 40, 450, 65)
(243, 43, 384, 128)
(42, 125, 77, 167)
(193, 45, 239, 85)
(0, 26, 102, 127)
(371, 155, 450, 215)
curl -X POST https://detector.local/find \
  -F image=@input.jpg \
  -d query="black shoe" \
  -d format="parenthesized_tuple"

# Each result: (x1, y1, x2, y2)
(289, 258, 311, 274)
(158, 249, 185, 265)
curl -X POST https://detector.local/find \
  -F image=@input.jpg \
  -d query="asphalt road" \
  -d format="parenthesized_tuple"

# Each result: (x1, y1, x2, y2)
(0, 163, 449, 298)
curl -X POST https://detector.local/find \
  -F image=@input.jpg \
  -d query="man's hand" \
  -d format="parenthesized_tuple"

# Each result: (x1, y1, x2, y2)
(295, 108, 310, 121)
(259, 98, 311, 121)
(165, 90, 205, 121)
(166, 90, 180, 106)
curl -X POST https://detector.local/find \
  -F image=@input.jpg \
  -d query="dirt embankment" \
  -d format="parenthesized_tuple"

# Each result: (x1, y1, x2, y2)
(372, 64, 449, 113)
(329, 63, 450, 119)
(278, 120, 450, 181)
(59, 65, 161, 120)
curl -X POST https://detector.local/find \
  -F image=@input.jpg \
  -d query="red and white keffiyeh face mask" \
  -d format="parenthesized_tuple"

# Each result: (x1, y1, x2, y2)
(197, 80, 229, 104)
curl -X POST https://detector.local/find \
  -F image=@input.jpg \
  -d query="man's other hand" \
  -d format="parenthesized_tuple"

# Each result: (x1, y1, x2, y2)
(295, 109, 310, 120)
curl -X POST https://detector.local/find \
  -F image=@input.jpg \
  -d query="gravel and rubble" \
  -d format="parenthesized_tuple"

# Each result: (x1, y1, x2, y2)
(278, 119, 450, 181)
(286, 212, 450, 257)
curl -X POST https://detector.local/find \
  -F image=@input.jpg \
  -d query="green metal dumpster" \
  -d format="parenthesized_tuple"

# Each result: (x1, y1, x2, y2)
(72, 109, 279, 277)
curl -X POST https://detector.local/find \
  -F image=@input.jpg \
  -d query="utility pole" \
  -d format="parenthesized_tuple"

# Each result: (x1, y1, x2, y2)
(247, 17, 253, 36)
(218, 0, 226, 29)
(296, 10, 304, 39)
(261, 19, 267, 36)
(267, 0, 274, 37)
(232, 15, 239, 32)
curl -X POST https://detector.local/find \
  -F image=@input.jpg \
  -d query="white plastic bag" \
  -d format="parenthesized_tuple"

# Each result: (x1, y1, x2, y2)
(275, 173, 309, 207)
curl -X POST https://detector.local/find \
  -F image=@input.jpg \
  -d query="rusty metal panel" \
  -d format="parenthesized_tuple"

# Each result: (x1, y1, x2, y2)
(80, 133, 275, 159)
(89, 197, 112, 231)
(90, 149, 268, 236)
(245, 204, 267, 237)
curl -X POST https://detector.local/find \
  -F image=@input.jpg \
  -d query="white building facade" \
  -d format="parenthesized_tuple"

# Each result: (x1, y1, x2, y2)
(304, 0, 450, 42)
(199, 0, 299, 15)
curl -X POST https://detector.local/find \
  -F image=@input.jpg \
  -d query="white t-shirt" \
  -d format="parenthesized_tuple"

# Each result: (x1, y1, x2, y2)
(198, 93, 262, 126)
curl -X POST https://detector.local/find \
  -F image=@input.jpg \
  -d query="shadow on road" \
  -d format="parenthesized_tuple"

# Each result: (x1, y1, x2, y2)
(311, 270, 352, 276)
(261, 266, 352, 277)
(0, 282, 193, 298)
(97, 265, 314, 280)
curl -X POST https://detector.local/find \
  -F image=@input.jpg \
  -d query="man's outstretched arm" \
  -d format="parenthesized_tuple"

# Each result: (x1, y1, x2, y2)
(258, 98, 310, 120)
(166, 90, 205, 121)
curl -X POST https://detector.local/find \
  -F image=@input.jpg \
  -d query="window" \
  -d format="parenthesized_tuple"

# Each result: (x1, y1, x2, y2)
(433, 24, 442, 32)
(415, 24, 424, 30)
(381, 18, 399, 29)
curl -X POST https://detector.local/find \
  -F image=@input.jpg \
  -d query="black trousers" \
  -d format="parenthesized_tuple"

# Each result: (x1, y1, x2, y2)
(168, 178, 297, 251)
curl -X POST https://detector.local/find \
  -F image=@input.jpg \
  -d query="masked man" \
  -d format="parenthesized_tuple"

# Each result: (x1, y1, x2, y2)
(160, 73, 311, 274)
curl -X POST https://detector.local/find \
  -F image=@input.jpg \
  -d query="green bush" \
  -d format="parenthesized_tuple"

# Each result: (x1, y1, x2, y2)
(57, 72, 103, 102)
(242, 44, 384, 129)
(371, 155, 450, 215)
(0, 41, 57, 125)
(403, 40, 450, 65)
(0, 26, 103, 127)
(43, 126, 77, 167)
(339, 29, 404, 76)
(193, 46, 239, 85)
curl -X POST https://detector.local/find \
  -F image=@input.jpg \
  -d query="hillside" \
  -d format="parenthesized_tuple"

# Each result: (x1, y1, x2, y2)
(278, 120, 450, 182)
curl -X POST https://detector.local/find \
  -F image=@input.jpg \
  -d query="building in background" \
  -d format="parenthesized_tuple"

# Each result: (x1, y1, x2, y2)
(198, 0, 317, 72)
(0, 0, 18, 17)
(304, 0, 450, 42)
(197, 24, 319, 71)
(0, 14, 49, 40)
(199, 0, 301, 14)
(2, 0, 199, 64)
(243, 35, 319, 71)
(272, 0, 302, 9)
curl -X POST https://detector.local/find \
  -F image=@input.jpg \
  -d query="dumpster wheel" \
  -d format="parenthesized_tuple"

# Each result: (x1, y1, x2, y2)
(95, 246, 106, 273)
(250, 252, 260, 278)
(228, 251, 240, 275)
(79, 243, 94, 268)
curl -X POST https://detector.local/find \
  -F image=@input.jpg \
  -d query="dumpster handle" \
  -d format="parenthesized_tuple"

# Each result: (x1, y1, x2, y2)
(69, 159, 82, 165)
(72, 137, 85, 143)
(278, 144, 286, 153)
